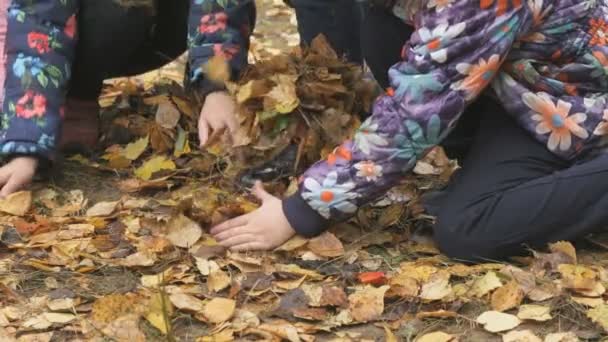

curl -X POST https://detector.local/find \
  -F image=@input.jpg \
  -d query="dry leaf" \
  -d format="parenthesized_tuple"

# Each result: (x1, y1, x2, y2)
(587, 304, 608, 332)
(416, 331, 455, 342)
(0, 191, 32, 216)
(517, 305, 552, 322)
(101, 314, 146, 342)
(135, 155, 176, 180)
(571, 296, 604, 307)
(558, 264, 598, 291)
(502, 330, 542, 342)
(544, 332, 580, 342)
(469, 271, 503, 298)
(156, 102, 181, 129)
(277, 236, 309, 251)
(388, 274, 419, 298)
(42, 312, 75, 324)
(476, 311, 521, 333)
(491, 280, 525, 312)
(208, 270, 231, 292)
(307, 232, 344, 258)
(123, 136, 149, 160)
(383, 324, 398, 342)
(145, 293, 174, 335)
(169, 293, 204, 312)
(202, 298, 236, 324)
(204, 55, 230, 85)
(166, 214, 202, 248)
(416, 310, 458, 320)
(86, 201, 119, 217)
(549, 241, 577, 264)
(347, 285, 389, 322)
(419, 270, 452, 301)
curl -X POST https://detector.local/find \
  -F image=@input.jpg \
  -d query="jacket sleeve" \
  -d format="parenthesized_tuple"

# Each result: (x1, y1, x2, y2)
(187, 0, 255, 95)
(283, 2, 533, 237)
(0, 0, 78, 160)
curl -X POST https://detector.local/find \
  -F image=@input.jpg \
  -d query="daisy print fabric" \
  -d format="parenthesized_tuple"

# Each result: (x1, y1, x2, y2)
(290, 0, 608, 229)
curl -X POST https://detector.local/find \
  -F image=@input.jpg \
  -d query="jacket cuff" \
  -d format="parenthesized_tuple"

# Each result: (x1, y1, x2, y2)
(0, 141, 53, 161)
(283, 191, 329, 238)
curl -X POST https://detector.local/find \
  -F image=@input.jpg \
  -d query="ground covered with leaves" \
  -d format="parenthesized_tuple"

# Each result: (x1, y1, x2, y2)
(3, 1, 608, 341)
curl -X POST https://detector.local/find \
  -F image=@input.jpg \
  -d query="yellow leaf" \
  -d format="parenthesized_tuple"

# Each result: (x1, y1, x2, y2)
(544, 332, 580, 342)
(236, 79, 272, 103)
(135, 155, 176, 180)
(549, 241, 577, 264)
(0, 191, 32, 216)
(265, 74, 299, 114)
(208, 270, 231, 293)
(172, 96, 195, 118)
(558, 264, 598, 291)
(203, 55, 230, 85)
(383, 324, 398, 342)
(202, 298, 236, 324)
(476, 311, 521, 333)
(86, 201, 119, 217)
(169, 293, 205, 312)
(145, 293, 174, 335)
(123, 136, 149, 161)
(468, 271, 503, 298)
(419, 270, 452, 301)
(415, 331, 455, 342)
(491, 280, 524, 312)
(517, 304, 552, 322)
(587, 304, 608, 332)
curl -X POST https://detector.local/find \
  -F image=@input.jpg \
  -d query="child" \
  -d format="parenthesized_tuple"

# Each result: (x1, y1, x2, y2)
(211, 0, 608, 262)
(0, 0, 255, 196)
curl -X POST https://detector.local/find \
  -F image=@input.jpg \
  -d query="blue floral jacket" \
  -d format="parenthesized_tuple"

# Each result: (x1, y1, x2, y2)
(0, 0, 254, 160)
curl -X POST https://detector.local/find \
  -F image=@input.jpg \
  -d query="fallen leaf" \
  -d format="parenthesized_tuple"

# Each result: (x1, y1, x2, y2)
(169, 293, 204, 312)
(383, 324, 398, 342)
(571, 296, 604, 307)
(517, 305, 552, 322)
(476, 311, 521, 333)
(42, 312, 75, 324)
(145, 293, 174, 335)
(23, 315, 52, 329)
(208, 269, 231, 292)
(0, 191, 32, 216)
(202, 298, 236, 324)
(491, 280, 525, 312)
(469, 271, 503, 298)
(347, 285, 389, 322)
(307, 232, 344, 257)
(156, 102, 181, 129)
(558, 264, 598, 291)
(544, 332, 580, 342)
(502, 330, 542, 342)
(204, 55, 230, 85)
(587, 304, 608, 332)
(388, 274, 419, 298)
(86, 201, 119, 217)
(166, 214, 202, 248)
(415, 331, 455, 342)
(277, 235, 309, 251)
(258, 321, 301, 342)
(135, 155, 176, 180)
(419, 270, 452, 301)
(416, 310, 458, 320)
(549, 241, 577, 264)
(123, 136, 149, 160)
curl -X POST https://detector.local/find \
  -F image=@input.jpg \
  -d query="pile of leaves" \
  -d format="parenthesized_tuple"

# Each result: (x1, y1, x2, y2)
(2, 2, 608, 340)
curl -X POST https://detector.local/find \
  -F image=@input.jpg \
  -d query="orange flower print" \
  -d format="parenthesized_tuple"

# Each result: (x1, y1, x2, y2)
(594, 110, 608, 136)
(589, 18, 608, 46)
(354, 161, 383, 182)
(522, 92, 589, 151)
(453, 54, 502, 100)
(327, 145, 352, 165)
(480, 0, 522, 16)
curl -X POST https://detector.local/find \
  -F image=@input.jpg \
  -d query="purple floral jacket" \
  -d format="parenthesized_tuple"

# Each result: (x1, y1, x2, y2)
(284, 0, 608, 237)
(0, 0, 254, 160)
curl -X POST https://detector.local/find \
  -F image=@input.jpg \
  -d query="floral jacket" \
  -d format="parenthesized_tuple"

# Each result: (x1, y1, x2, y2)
(284, 0, 608, 237)
(0, 0, 254, 160)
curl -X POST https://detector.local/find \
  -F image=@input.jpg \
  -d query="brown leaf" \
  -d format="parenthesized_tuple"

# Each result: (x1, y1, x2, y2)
(208, 270, 231, 293)
(169, 293, 204, 312)
(155, 102, 181, 129)
(307, 232, 344, 258)
(388, 274, 419, 298)
(347, 285, 389, 322)
(416, 310, 458, 320)
(502, 330, 542, 342)
(491, 280, 525, 312)
(517, 304, 552, 322)
(0, 191, 32, 216)
(419, 270, 452, 301)
(166, 214, 202, 248)
(549, 241, 577, 264)
(86, 201, 119, 217)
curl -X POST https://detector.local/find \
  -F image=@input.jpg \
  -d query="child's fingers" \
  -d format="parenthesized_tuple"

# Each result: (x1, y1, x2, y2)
(214, 226, 255, 242)
(0, 175, 21, 198)
(252, 181, 273, 202)
(198, 119, 210, 147)
(210, 214, 249, 234)
(218, 234, 258, 248)
(230, 242, 267, 252)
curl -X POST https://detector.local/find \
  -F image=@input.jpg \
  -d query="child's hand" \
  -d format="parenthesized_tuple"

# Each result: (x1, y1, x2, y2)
(0, 156, 38, 197)
(210, 181, 296, 251)
(198, 91, 239, 147)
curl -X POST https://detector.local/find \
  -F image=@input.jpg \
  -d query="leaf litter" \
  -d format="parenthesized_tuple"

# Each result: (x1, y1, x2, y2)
(1, 1, 608, 341)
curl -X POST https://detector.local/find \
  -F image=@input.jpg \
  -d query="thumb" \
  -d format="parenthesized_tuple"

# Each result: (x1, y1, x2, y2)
(252, 181, 273, 202)
(199, 118, 210, 147)
(0, 175, 24, 198)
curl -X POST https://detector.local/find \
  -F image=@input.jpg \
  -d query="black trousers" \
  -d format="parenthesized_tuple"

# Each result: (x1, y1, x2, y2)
(362, 7, 608, 262)
(68, 0, 189, 100)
